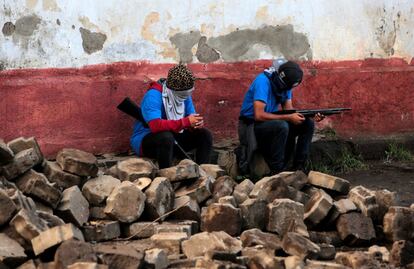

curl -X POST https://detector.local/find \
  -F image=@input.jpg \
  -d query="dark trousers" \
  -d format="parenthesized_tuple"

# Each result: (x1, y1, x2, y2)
(254, 118, 314, 173)
(141, 128, 213, 169)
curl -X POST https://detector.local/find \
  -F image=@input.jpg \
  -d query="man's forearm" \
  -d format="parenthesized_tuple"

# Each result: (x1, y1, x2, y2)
(254, 111, 291, 122)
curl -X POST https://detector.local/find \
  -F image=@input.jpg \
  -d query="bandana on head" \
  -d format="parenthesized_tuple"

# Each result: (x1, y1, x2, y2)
(162, 81, 194, 121)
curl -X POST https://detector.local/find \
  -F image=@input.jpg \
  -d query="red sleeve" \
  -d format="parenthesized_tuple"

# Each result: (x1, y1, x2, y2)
(148, 117, 191, 133)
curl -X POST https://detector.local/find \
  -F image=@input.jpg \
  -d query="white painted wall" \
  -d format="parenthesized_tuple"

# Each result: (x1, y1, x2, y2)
(0, 0, 413, 69)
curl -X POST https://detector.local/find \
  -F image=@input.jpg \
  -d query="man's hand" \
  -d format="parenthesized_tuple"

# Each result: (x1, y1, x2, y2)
(314, 112, 325, 122)
(188, 114, 204, 128)
(288, 113, 305, 125)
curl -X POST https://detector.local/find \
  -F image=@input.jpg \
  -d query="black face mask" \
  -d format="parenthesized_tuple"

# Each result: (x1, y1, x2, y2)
(264, 72, 289, 102)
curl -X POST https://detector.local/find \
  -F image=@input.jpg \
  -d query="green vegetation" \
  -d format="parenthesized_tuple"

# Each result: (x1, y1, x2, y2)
(309, 149, 366, 174)
(385, 142, 413, 162)
(319, 127, 337, 139)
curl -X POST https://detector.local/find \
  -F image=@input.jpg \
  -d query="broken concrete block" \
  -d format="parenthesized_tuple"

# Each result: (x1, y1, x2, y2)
(34, 201, 53, 214)
(169, 196, 200, 222)
(133, 177, 152, 190)
(16, 170, 62, 208)
(182, 231, 242, 259)
(348, 185, 379, 219)
(31, 223, 84, 256)
(389, 240, 414, 267)
(42, 161, 82, 189)
(116, 158, 157, 181)
(383, 206, 414, 241)
(0, 139, 14, 165)
(280, 170, 309, 190)
(212, 175, 237, 201)
(67, 263, 108, 269)
(56, 148, 98, 177)
(304, 189, 333, 226)
(54, 239, 97, 269)
(308, 231, 343, 247)
(282, 232, 320, 259)
(284, 256, 305, 269)
(154, 223, 192, 237)
(289, 187, 310, 205)
(93, 243, 144, 269)
(368, 245, 390, 263)
(247, 250, 282, 269)
(200, 164, 226, 179)
(0, 233, 27, 268)
(0, 189, 17, 225)
(83, 220, 121, 242)
(0, 225, 31, 252)
(175, 176, 213, 203)
(7, 137, 43, 164)
(37, 211, 65, 228)
(57, 186, 89, 226)
(89, 206, 107, 220)
(334, 199, 357, 215)
(2, 148, 40, 180)
(335, 251, 381, 269)
(308, 171, 350, 194)
(124, 222, 157, 239)
(266, 198, 308, 237)
(150, 232, 188, 255)
(8, 189, 37, 212)
(240, 228, 282, 251)
(305, 260, 348, 269)
(375, 189, 396, 221)
(82, 175, 120, 205)
(233, 179, 254, 205)
(316, 243, 336, 260)
(218, 195, 237, 207)
(144, 248, 168, 269)
(249, 175, 291, 202)
(240, 198, 266, 230)
(158, 159, 199, 182)
(336, 212, 376, 245)
(104, 181, 146, 223)
(10, 209, 48, 241)
(201, 203, 242, 236)
(145, 177, 174, 220)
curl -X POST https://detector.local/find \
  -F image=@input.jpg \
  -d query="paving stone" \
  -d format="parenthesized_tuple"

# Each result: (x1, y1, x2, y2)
(336, 212, 376, 245)
(289, 188, 311, 205)
(124, 222, 158, 239)
(2, 148, 40, 180)
(218, 195, 237, 207)
(67, 263, 108, 269)
(182, 231, 242, 259)
(16, 170, 62, 208)
(8, 188, 37, 212)
(133, 177, 152, 190)
(89, 206, 107, 220)
(389, 240, 414, 267)
(0, 139, 14, 165)
(246, 251, 283, 269)
(280, 170, 309, 190)
(0, 233, 27, 268)
(308, 171, 350, 194)
(335, 251, 381, 269)
(56, 148, 98, 177)
(348, 186, 379, 219)
(34, 201, 53, 214)
(284, 255, 304, 269)
(104, 181, 146, 223)
(249, 175, 291, 203)
(83, 221, 121, 242)
(150, 232, 188, 255)
(145, 177, 174, 220)
(82, 175, 120, 205)
(375, 189, 396, 221)
(316, 244, 336, 260)
(158, 159, 199, 182)
(308, 231, 343, 247)
(175, 176, 213, 203)
(57, 186, 89, 226)
(212, 176, 237, 201)
(10, 209, 48, 241)
(0, 188, 17, 225)
(233, 179, 254, 205)
(368, 245, 390, 263)
(31, 223, 84, 256)
(42, 161, 82, 189)
(282, 232, 320, 259)
(383, 206, 414, 241)
(116, 158, 157, 181)
(240, 229, 282, 251)
(93, 243, 144, 269)
(305, 260, 349, 269)
(201, 203, 242, 236)
(304, 189, 333, 226)
(7, 137, 43, 164)
(239, 198, 266, 230)
(154, 223, 192, 237)
(0, 225, 31, 252)
(200, 164, 226, 179)
(54, 239, 97, 269)
(169, 196, 200, 222)
(266, 198, 308, 237)
(166, 220, 199, 235)
(144, 248, 169, 269)
(334, 199, 357, 215)
(37, 211, 65, 228)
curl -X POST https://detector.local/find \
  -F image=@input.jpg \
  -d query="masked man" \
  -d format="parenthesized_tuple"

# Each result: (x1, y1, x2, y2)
(130, 64, 212, 169)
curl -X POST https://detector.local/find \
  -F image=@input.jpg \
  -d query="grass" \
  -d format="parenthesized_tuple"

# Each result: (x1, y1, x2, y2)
(309, 149, 367, 174)
(385, 142, 413, 163)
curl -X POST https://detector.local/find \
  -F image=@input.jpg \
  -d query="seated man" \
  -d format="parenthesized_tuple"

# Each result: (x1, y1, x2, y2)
(238, 59, 324, 175)
(130, 64, 212, 169)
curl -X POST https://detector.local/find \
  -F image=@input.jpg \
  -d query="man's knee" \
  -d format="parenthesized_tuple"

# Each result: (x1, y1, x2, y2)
(155, 131, 175, 147)
(302, 118, 315, 133)
(269, 120, 290, 136)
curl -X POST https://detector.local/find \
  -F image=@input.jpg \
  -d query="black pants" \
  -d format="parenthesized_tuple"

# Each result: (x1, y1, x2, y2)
(141, 128, 213, 169)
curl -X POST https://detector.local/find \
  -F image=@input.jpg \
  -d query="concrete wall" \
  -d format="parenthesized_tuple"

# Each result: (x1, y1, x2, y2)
(1, 0, 414, 156)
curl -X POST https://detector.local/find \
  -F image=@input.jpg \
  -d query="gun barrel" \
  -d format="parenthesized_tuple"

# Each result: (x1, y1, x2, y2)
(273, 107, 351, 117)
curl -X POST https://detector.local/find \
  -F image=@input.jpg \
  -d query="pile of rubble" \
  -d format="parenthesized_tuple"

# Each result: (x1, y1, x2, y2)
(1, 137, 414, 269)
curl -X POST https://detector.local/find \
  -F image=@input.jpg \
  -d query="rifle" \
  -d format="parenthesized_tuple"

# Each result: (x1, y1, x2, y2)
(273, 108, 351, 117)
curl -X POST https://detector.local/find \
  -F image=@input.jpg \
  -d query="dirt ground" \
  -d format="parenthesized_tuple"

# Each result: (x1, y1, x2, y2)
(337, 161, 414, 206)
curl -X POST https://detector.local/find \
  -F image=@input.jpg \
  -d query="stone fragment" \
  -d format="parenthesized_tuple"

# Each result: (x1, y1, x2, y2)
(166, 258, 197, 268)
(368, 245, 390, 263)
(144, 248, 169, 269)
(16, 170, 62, 208)
(266, 198, 308, 237)
(348, 185, 379, 219)
(37, 211, 65, 228)
(240, 229, 282, 251)
(200, 164, 226, 179)
(145, 177, 174, 220)
(158, 159, 199, 182)
(280, 170, 309, 190)
(334, 199, 357, 214)
(389, 240, 414, 267)
(247, 250, 283, 269)
(42, 161, 82, 189)
(308, 231, 343, 247)
(8, 189, 37, 212)
(195, 258, 246, 269)
(175, 176, 213, 203)
(57, 186, 89, 226)
(154, 223, 192, 237)
(335, 251, 381, 269)
(308, 171, 350, 194)
(10, 209, 48, 241)
(56, 148, 98, 177)
(304, 189, 333, 226)
(67, 263, 108, 269)
(0, 233, 27, 268)
(336, 212, 376, 245)
(201, 203, 242, 236)
(116, 158, 157, 181)
(305, 260, 348, 269)
(7, 137, 43, 164)
(284, 256, 304, 269)
(240, 198, 266, 230)
(383, 206, 414, 241)
(2, 148, 40, 180)
(89, 206, 107, 220)
(212, 175, 237, 200)
(124, 222, 158, 239)
(233, 179, 254, 205)
(182, 231, 242, 259)
(289, 188, 310, 205)
(133, 177, 152, 190)
(82, 175, 120, 205)
(34, 201, 53, 214)
(16, 260, 37, 269)
(150, 232, 188, 255)
(316, 244, 336, 260)
(94, 243, 144, 269)
(31, 223, 84, 256)
(0, 189, 17, 225)
(83, 221, 120, 242)
(54, 239, 97, 269)
(0, 139, 14, 165)
(282, 232, 320, 259)
(375, 189, 396, 221)
(169, 196, 200, 222)
(104, 181, 146, 223)
(249, 175, 291, 202)
(218, 195, 237, 207)
(0, 225, 31, 252)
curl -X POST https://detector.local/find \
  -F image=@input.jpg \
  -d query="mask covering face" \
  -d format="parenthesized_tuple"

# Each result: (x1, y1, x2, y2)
(277, 61, 303, 89)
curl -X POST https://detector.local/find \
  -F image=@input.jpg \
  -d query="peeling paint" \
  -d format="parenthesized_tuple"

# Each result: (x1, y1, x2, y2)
(2, 22, 15, 36)
(15, 15, 41, 36)
(79, 16, 100, 32)
(42, 0, 60, 11)
(196, 36, 220, 63)
(170, 31, 201, 63)
(79, 27, 107, 54)
(26, 0, 38, 9)
(375, 7, 400, 56)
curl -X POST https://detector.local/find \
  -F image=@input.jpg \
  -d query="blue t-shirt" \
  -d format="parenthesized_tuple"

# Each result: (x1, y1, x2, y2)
(130, 89, 196, 155)
(240, 72, 292, 119)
